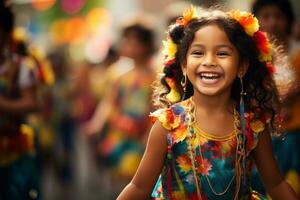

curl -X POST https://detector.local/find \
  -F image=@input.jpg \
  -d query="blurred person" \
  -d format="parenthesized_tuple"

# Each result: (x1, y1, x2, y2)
(275, 50, 300, 196)
(252, 0, 300, 55)
(82, 22, 156, 199)
(38, 51, 77, 200)
(0, 2, 40, 200)
(251, 0, 300, 195)
(70, 61, 97, 124)
(89, 47, 120, 102)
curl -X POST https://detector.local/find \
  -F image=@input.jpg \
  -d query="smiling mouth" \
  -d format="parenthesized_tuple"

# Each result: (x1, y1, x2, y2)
(199, 72, 222, 80)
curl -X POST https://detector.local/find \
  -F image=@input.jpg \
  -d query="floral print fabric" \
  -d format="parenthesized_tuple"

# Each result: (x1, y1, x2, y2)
(150, 98, 266, 200)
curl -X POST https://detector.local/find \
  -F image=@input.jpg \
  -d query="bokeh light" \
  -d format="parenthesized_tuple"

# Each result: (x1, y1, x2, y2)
(63, 17, 86, 44)
(61, 0, 85, 15)
(69, 43, 86, 62)
(85, 7, 111, 34)
(85, 35, 110, 63)
(32, 0, 56, 11)
(50, 19, 67, 45)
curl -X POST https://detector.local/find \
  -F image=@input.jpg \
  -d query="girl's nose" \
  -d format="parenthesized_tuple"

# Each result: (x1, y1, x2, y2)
(202, 53, 217, 67)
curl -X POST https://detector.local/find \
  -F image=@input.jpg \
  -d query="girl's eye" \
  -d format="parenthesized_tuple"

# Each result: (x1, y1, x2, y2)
(217, 51, 229, 57)
(191, 51, 204, 56)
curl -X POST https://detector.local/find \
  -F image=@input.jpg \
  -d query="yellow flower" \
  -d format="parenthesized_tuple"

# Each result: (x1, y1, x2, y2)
(228, 10, 259, 36)
(162, 38, 177, 61)
(250, 120, 265, 133)
(166, 88, 181, 103)
(150, 108, 181, 130)
(165, 78, 181, 103)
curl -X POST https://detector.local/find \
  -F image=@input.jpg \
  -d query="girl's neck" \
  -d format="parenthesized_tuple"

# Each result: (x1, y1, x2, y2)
(193, 90, 234, 116)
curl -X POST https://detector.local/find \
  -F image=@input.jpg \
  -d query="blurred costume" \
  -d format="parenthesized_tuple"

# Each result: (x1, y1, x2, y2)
(96, 66, 153, 177)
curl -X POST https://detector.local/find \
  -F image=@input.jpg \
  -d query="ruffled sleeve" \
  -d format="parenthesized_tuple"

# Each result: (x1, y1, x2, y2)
(149, 104, 188, 143)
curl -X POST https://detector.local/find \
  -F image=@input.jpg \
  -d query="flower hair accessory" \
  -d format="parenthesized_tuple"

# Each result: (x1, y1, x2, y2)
(228, 10, 275, 71)
(176, 6, 198, 27)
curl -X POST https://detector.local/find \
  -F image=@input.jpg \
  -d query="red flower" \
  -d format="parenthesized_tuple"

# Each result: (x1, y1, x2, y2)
(253, 31, 272, 61)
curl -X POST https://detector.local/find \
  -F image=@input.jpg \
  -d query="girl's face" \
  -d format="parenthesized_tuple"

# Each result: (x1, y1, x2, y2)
(184, 24, 241, 97)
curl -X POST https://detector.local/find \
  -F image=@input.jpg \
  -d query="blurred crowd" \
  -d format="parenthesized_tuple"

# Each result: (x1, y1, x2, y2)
(0, 0, 300, 200)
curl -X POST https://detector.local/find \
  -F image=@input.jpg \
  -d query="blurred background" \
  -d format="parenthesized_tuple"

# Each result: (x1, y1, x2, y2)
(1, 0, 300, 199)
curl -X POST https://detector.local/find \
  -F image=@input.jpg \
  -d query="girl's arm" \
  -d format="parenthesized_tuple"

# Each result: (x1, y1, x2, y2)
(253, 131, 299, 200)
(0, 86, 37, 114)
(117, 120, 168, 200)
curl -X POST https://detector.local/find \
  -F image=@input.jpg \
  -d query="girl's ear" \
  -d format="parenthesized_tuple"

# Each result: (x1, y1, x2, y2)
(238, 61, 249, 78)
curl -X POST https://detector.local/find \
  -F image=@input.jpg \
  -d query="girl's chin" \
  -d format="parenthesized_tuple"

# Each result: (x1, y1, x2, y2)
(194, 85, 225, 97)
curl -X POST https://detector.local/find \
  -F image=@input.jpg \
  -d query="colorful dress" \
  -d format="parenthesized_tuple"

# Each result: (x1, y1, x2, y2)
(150, 98, 266, 200)
(0, 54, 39, 200)
(96, 68, 154, 177)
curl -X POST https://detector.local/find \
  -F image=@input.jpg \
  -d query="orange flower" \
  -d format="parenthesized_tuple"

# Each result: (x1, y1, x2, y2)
(253, 31, 272, 62)
(198, 158, 212, 176)
(181, 6, 198, 27)
(228, 10, 259, 36)
(173, 123, 188, 143)
(149, 107, 181, 130)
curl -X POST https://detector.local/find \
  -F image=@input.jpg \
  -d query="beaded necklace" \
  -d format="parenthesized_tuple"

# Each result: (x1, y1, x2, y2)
(186, 98, 244, 200)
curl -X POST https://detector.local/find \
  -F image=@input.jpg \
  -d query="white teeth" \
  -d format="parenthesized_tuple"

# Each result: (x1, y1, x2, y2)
(199, 72, 220, 78)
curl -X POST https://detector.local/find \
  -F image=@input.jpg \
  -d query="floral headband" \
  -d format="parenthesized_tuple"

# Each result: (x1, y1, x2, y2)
(162, 6, 276, 103)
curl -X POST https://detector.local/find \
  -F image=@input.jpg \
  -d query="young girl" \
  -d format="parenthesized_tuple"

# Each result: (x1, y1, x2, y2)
(117, 6, 298, 200)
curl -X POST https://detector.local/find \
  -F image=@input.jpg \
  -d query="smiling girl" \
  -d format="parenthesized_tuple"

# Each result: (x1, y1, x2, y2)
(117, 7, 298, 200)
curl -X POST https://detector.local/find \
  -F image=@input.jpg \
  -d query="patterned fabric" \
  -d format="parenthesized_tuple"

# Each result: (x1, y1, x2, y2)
(0, 54, 35, 165)
(0, 53, 40, 199)
(150, 98, 266, 200)
(96, 69, 153, 176)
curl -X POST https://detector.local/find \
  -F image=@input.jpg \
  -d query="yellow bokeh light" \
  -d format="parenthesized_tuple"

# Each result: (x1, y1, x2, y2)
(86, 7, 111, 34)
(50, 19, 67, 45)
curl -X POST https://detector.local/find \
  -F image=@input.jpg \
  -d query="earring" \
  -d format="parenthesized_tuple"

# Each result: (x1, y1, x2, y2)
(181, 73, 187, 94)
(239, 75, 246, 97)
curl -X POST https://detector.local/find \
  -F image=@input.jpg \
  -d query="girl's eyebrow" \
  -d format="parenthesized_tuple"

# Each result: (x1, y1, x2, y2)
(216, 44, 234, 50)
(190, 43, 234, 50)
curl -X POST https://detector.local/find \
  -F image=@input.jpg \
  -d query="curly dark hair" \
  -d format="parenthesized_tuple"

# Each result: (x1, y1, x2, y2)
(153, 8, 281, 134)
